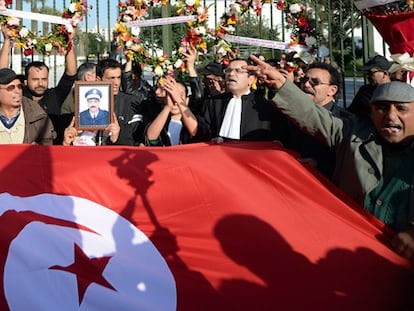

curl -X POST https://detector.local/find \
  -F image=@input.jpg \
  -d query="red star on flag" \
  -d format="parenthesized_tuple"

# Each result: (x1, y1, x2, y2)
(49, 243, 116, 305)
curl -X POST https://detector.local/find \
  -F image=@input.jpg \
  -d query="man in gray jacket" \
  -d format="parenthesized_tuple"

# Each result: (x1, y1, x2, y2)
(247, 54, 414, 261)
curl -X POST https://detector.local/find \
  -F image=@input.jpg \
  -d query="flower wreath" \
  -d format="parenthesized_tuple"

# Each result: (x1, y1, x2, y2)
(0, 0, 91, 56)
(214, 0, 320, 65)
(114, 0, 320, 77)
(113, 0, 209, 78)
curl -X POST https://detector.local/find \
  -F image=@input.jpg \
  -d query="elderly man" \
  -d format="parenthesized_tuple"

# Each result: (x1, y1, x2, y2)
(247, 54, 414, 261)
(0, 68, 55, 145)
(347, 55, 392, 117)
(79, 88, 110, 126)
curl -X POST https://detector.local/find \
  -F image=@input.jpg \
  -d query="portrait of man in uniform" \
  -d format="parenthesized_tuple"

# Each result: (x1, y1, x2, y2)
(74, 82, 113, 130)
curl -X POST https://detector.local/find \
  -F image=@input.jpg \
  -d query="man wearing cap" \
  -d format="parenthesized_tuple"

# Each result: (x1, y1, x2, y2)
(347, 55, 392, 117)
(79, 88, 110, 126)
(0, 68, 55, 145)
(247, 54, 414, 261)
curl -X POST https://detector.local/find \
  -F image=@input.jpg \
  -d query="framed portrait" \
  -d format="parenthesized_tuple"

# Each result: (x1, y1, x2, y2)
(74, 81, 114, 130)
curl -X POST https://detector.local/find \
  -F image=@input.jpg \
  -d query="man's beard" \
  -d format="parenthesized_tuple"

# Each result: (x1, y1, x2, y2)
(27, 87, 46, 97)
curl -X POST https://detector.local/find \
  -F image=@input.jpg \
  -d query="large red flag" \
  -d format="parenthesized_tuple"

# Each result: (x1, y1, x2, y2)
(0, 142, 412, 310)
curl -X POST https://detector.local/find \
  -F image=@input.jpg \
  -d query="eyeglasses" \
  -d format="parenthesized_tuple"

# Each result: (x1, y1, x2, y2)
(301, 76, 331, 87)
(0, 84, 23, 92)
(365, 70, 384, 76)
(224, 68, 249, 74)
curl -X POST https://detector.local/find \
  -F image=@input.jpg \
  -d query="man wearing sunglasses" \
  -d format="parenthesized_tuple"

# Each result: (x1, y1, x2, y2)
(247, 54, 414, 261)
(0, 68, 55, 145)
(347, 55, 392, 117)
(282, 62, 351, 179)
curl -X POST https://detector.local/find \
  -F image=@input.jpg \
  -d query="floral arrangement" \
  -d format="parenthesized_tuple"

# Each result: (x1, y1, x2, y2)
(354, 0, 414, 55)
(212, 0, 319, 65)
(356, 0, 414, 14)
(275, 0, 319, 50)
(114, 0, 210, 79)
(176, 0, 209, 54)
(212, 2, 257, 65)
(234, 0, 264, 15)
(0, 0, 21, 39)
(354, 0, 414, 78)
(0, 0, 91, 56)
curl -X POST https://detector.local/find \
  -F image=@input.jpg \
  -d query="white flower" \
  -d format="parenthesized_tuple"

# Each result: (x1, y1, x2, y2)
(19, 27, 29, 38)
(174, 59, 183, 69)
(185, 0, 195, 6)
(197, 6, 205, 15)
(122, 15, 132, 22)
(131, 26, 140, 36)
(69, 3, 77, 13)
(45, 43, 53, 52)
(7, 17, 20, 26)
(289, 3, 302, 14)
(216, 46, 227, 56)
(65, 24, 74, 33)
(32, 39, 37, 45)
(229, 4, 241, 15)
(220, 25, 235, 33)
(125, 40, 133, 48)
(196, 26, 206, 35)
(305, 35, 317, 46)
(154, 65, 164, 77)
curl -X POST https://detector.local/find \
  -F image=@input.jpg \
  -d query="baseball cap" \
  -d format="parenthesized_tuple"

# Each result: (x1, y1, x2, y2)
(370, 81, 414, 103)
(197, 62, 224, 77)
(85, 88, 102, 100)
(360, 55, 392, 71)
(0, 68, 17, 85)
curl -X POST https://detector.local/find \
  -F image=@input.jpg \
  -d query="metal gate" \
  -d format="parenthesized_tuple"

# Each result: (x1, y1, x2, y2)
(4, 0, 385, 106)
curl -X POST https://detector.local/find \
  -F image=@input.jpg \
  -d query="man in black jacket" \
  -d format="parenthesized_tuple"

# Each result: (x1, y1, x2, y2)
(97, 58, 146, 146)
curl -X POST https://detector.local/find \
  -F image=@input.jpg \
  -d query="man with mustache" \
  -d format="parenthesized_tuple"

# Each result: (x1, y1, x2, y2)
(0, 68, 55, 145)
(79, 88, 109, 126)
(283, 62, 352, 179)
(247, 54, 414, 261)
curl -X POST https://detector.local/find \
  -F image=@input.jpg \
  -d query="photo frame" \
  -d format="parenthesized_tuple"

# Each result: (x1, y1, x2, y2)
(74, 81, 114, 130)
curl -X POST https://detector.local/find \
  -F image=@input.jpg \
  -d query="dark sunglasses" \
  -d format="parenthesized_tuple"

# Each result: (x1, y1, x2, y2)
(300, 76, 331, 87)
(365, 70, 384, 76)
(0, 84, 23, 92)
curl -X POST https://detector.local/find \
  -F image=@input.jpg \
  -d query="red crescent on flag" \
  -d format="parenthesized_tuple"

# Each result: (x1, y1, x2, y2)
(0, 209, 95, 310)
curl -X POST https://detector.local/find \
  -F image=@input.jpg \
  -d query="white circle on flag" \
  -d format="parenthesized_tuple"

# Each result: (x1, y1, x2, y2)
(0, 193, 176, 310)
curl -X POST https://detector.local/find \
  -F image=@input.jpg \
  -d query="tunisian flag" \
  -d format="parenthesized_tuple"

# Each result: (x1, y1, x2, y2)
(0, 142, 412, 310)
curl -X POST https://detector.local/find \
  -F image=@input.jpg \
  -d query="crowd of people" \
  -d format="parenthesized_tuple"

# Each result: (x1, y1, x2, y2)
(1, 24, 414, 262)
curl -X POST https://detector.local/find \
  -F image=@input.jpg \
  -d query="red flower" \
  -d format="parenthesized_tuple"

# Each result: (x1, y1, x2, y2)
(276, 0, 286, 10)
(23, 48, 33, 56)
(297, 16, 307, 28)
(5, 0, 12, 5)
(62, 11, 71, 18)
